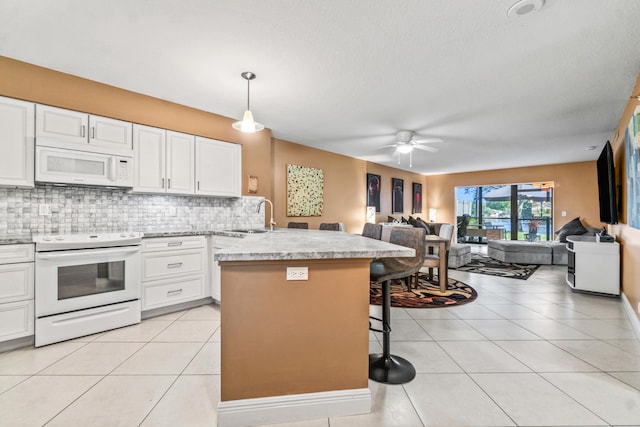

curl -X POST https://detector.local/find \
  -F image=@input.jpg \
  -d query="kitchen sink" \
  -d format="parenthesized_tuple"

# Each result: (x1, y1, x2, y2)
(228, 229, 269, 234)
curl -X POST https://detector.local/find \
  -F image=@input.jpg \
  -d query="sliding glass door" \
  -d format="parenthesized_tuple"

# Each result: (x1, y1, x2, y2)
(455, 183, 553, 242)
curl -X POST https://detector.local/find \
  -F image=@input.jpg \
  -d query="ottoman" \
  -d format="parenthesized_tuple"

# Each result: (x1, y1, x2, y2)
(448, 243, 471, 268)
(487, 240, 552, 265)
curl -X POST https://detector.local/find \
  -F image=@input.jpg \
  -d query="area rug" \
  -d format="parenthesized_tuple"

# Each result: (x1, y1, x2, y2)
(452, 253, 539, 280)
(369, 273, 477, 308)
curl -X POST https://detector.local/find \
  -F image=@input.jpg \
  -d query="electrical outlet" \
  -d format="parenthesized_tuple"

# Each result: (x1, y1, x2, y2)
(38, 204, 51, 216)
(286, 266, 308, 281)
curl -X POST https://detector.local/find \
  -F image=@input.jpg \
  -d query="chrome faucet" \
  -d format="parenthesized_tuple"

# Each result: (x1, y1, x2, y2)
(257, 199, 276, 231)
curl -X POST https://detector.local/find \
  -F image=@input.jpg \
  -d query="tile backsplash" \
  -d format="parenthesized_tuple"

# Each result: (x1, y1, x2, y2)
(0, 185, 265, 235)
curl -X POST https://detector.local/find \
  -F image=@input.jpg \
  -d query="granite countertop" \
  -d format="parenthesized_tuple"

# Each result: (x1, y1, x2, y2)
(0, 234, 34, 245)
(141, 229, 250, 238)
(214, 229, 415, 261)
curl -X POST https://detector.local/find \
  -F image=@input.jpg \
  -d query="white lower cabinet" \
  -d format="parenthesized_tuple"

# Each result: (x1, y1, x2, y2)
(0, 244, 35, 342)
(141, 236, 207, 312)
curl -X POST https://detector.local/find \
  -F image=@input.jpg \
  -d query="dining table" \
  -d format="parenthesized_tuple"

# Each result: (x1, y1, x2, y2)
(424, 234, 450, 292)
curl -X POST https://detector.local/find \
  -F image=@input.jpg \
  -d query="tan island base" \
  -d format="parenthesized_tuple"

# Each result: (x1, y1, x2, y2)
(218, 258, 372, 427)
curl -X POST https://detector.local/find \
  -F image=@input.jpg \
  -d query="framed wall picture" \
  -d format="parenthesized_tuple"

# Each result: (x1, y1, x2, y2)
(392, 178, 404, 214)
(286, 164, 324, 216)
(412, 182, 422, 214)
(366, 173, 381, 212)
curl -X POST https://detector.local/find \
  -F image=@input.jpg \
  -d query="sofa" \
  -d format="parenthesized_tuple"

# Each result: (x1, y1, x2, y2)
(488, 240, 568, 265)
(487, 222, 601, 265)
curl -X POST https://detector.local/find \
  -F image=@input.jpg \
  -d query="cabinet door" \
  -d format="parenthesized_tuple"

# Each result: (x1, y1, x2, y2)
(133, 124, 166, 193)
(166, 131, 195, 194)
(89, 115, 133, 156)
(195, 137, 241, 197)
(0, 97, 34, 188)
(35, 104, 88, 149)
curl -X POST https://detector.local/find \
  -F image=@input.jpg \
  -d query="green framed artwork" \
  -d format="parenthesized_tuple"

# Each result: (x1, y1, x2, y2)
(287, 164, 324, 216)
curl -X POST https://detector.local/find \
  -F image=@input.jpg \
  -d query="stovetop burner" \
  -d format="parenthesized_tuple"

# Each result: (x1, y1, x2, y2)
(33, 231, 143, 251)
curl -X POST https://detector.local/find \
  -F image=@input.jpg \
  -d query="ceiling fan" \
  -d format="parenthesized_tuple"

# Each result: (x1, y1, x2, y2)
(382, 130, 444, 153)
(380, 130, 444, 167)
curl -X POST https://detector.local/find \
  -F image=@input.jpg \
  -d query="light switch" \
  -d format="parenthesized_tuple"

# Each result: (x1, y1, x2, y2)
(561, 211, 567, 217)
(286, 266, 308, 281)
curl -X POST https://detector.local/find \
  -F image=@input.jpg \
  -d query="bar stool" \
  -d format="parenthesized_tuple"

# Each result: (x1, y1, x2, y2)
(287, 222, 308, 229)
(369, 227, 425, 384)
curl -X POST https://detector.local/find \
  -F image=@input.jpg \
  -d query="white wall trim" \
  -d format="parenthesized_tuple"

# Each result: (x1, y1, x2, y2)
(622, 292, 640, 340)
(217, 387, 371, 427)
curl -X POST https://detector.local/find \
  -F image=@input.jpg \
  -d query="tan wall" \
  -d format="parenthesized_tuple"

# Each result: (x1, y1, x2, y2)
(609, 75, 640, 320)
(271, 138, 368, 233)
(0, 55, 273, 199)
(425, 162, 600, 231)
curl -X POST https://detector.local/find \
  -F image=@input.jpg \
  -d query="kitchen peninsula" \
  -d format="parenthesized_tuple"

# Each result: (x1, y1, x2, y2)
(214, 229, 414, 427)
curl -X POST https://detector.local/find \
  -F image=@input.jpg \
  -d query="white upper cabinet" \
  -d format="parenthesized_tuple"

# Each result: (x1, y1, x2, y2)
(0, 96, 35, 188)
(36, 104, 132, 156)
(166, 131, 195, 194)
(195, 137, 241, 197)
(133, 124, 166, 193)
(133, 125, 194, 195)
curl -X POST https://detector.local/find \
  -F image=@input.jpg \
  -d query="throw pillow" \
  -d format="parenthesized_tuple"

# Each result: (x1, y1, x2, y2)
(415, 217, 433, 235)
(555, 217, 588, 242)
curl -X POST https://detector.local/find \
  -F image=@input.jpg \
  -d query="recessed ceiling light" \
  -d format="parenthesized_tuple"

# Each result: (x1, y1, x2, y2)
(507, 0, 545, 18)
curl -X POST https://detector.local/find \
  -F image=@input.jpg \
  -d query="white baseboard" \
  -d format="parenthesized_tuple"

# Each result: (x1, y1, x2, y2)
(217, 387, 371, 427)
(622, 292, 640, 340)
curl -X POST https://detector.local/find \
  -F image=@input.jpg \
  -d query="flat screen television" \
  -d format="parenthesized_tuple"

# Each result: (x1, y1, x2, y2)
(596, 140, 619, 224)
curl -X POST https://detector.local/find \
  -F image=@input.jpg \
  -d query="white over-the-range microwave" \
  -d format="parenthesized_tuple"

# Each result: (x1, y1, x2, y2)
(35, 145, 134, 187)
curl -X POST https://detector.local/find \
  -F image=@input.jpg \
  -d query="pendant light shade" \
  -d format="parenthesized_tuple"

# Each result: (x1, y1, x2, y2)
(232, 71, 264, 133)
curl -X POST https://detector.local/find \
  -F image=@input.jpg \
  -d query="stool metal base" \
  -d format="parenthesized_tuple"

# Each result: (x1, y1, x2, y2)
(368, 353, 416, 384)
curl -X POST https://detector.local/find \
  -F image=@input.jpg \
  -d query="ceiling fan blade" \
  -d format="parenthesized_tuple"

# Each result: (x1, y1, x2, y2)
(412, 138, 444, 144)
(413, 144, 438, 153)
(378, 144, 398, 149)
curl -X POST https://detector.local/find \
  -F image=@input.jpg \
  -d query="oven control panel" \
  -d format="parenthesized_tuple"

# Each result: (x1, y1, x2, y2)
(33, 232, 143, 251)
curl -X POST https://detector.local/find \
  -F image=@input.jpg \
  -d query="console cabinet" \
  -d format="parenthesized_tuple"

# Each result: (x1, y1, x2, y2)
(141, 236, 207, 311)
(0, 244, 35, 342)
(566, 235, 620, 295)
(0, 96, 34, 188)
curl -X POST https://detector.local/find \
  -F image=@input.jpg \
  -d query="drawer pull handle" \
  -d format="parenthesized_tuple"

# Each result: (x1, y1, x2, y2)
(167, 289, 183, 296)
(167, 242, 183, 247)
(167, 262, 183, 269)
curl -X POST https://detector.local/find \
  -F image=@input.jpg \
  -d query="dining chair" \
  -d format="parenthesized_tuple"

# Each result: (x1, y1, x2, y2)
(415, 223, 453, 290)
(361, 223, 382, 240)
(287, 222, 309, 229)
(369, 227, 425, 384)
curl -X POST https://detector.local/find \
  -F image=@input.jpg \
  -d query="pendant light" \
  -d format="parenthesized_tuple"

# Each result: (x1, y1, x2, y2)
(232, 71, 264, 133)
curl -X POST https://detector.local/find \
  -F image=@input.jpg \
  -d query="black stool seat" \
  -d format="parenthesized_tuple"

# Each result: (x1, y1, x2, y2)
(369, 227, 425, 385)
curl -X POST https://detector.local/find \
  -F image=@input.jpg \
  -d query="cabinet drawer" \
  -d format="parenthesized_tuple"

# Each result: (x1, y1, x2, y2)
(0, 300, 34, 341)
(0, 244, 34, 264)
(142, 249, 205, 281)
(0, 263, 34, 303)
(142, 276, 204, 311)
(142, 235, 205, 252)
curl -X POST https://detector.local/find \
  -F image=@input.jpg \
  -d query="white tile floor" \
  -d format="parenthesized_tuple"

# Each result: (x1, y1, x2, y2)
(1, 254, 640, 426)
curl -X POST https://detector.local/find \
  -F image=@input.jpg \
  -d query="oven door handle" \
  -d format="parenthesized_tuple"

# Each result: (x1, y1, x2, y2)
(36, 246, 140, 260)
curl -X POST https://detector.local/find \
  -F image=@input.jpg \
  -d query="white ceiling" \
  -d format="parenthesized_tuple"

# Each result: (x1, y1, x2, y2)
(1, 0, 640, 175)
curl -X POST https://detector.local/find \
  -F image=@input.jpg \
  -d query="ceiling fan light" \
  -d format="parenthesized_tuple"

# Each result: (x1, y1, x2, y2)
(397, 144, 413, 154)
(232, 110, 264, 133)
